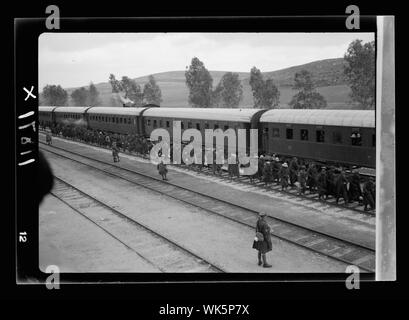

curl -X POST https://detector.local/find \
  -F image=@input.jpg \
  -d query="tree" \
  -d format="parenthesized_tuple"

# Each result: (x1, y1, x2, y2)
(249, 67, 264, 107)
(289, 70, 327, 109)
(344, 39, 375, 109)
(262, 79, 280, 108)
(216, 72, 243, 108)
(249, 67, 280, 109)
(143, 75, 162, 105)
(88, 82, 100, 106)
(185, 57, 213, 108)
(42, 85, 68, 106)
(109, 74, 122, 93)
(211, 82, 223, 107)
(71, 87, 88, 106)
(120, 76, 144, 106)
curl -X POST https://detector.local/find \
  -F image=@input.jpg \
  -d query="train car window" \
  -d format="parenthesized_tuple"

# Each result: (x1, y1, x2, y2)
(214, 124, 219, 130)
(300, 129, 309, 141)
(128, 118, 131, 124)
(181, 122, 184, 130)
(196, 123, 200, 130)
(120, 118, 123, 124)
(286, 128, 293, 140)
(333, 131, 342, 144)
(205, 123, 209, 129)
(166, 121, 170, 128)
(188, 122, 193, 129)
(372, 133, 376, 147)
(272, 128, 280, 137)
(224, 125, 229, 131)
(351, 130, 362, 146)
(316, 130, 325, 143)
(263, 127, 269, 135)
(147, 119, 151, 126)
(153, 120, 157, 128)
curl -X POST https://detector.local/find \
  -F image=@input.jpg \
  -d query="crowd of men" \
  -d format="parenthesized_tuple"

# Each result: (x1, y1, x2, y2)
(47, 123, 152, 157)
(249, 155, 375, 211)
(43, 123, 376, 212)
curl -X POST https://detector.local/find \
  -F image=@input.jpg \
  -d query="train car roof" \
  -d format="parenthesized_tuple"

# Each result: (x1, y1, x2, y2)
(143, 107, 262, 122)
(87, 107, 147, 116)
(38, 106, 56, 112)
(260, 109, 375, 128)
(53, 107, 90, 113)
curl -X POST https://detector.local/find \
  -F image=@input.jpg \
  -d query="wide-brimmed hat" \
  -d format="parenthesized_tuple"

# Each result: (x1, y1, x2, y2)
(282, 162, 288, 167)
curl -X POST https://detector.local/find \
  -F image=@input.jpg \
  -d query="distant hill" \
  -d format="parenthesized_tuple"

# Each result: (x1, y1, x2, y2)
(42, 57, 359, 109)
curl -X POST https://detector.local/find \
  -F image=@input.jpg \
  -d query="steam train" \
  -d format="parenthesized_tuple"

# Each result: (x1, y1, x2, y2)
(39, 105, 376, 168)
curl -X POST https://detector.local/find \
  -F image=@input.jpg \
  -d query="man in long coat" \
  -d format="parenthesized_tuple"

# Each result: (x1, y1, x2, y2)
(272, 157, 280, 184)
(252, 212, 272, 268)
(157, 161, 168, 180)
(262, 161, 272, 186)
(348, 169, 362, 203)
(335, 169, 349, 204)
(289, 157, 299, 187)
(307, 163, 318, 193)
(317, 167, 327, 200)
(279, 162, 290, 190)
(363, 177, 375, 211)
(297, 165, 307, 195)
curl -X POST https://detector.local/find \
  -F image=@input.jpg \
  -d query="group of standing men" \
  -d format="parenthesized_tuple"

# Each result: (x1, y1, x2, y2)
(253, 155, 376, 211)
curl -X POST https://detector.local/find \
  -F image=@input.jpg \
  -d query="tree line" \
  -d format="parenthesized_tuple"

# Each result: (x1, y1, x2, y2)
(41, 82, 101, 107)
(108, 74, 162, 106)
(40, 39, 374, 109)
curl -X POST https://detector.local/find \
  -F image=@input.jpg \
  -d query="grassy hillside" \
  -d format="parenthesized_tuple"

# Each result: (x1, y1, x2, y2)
(44, 58, 359, 109)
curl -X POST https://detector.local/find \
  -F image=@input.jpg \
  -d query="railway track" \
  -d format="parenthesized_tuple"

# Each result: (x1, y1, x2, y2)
(41, 141, 375, 272)
(51, 176, 224, 273)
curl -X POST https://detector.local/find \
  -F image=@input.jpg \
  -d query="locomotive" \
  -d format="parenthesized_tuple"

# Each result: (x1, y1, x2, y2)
(39, 105, 375, 168)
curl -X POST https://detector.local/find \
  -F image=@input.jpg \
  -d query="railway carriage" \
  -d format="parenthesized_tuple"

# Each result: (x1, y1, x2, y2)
(142, 107, 266, 154)
(38, 106, 57, 128)
(53, 106, 90, 126)
(38, 104, 376, 169)
(86, 107, 150, 135)
(259, 109, 376, 168)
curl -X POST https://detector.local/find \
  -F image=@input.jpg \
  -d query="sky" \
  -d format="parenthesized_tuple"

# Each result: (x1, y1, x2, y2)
(39, 32, 375, 89)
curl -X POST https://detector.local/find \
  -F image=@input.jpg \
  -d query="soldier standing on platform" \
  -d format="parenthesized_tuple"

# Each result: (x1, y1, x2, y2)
(46, 132, 52, 145)
(348, 168, 363, 203)
(112, 141, 120, 163)
(307, 163, 317, 193)
(157, 161, 168, 181)
(272, 157, 280, 184)
(363, 177, 375, 211)
(252, 212, 272, 268)
(279, 162, 289, 190)
(289, 157, 299, 187)
(317, 167, 327, 200)
(335, 169, 349, 204)
(297, 165, 307, 195)
(262, 161, 272, 186)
